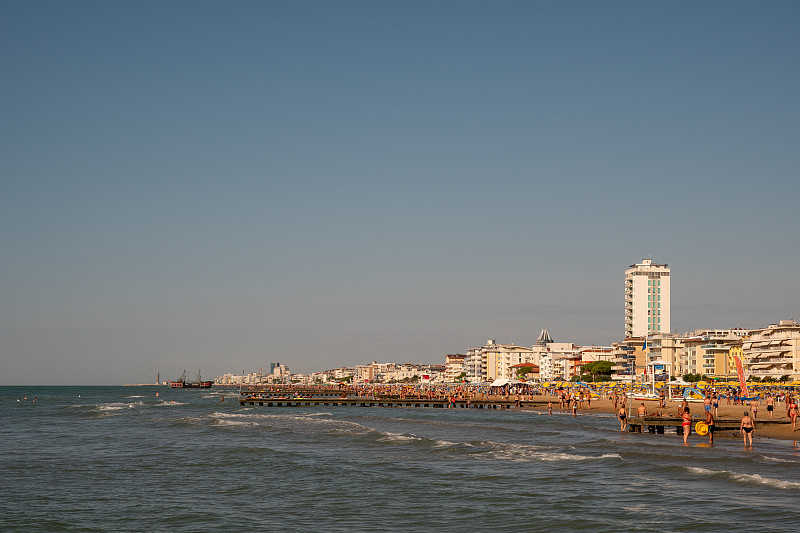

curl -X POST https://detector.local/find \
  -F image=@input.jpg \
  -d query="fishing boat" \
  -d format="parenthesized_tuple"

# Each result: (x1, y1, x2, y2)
(169, 370, 213, 388)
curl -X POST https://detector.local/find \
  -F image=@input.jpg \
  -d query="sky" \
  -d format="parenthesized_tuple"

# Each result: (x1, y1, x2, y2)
(2, 1, 799, 385)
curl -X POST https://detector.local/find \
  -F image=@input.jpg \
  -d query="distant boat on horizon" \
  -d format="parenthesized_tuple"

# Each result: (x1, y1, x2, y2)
(169, 370, 213, 389)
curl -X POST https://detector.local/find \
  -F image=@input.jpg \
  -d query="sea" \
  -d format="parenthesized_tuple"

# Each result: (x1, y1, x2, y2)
(2, 386, 800, 532)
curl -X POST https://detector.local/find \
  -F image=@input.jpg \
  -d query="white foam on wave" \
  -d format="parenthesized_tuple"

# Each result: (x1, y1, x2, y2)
(153, 401, 186, 407)
(762, 456, 797, 464)
(97, 401, 143, 411)
(378, 432, 421, 443)
(685, 466, 800, 489)
(210, 411, 370, 433)
(212, 419, 259, 427)
(483, 442, 620, 462)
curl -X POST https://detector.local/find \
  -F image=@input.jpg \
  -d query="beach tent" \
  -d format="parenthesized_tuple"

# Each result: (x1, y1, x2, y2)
(490, 378, 510, 387)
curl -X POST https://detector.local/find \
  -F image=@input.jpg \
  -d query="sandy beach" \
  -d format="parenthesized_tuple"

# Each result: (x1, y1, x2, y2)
(524, 395, 799, 443)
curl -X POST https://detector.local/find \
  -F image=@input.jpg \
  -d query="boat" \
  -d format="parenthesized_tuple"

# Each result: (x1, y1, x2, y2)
(169, 370, 213, 389)
(630, 392, 661, 401)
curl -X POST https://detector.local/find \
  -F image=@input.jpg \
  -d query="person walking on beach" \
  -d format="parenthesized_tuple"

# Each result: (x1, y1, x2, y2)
(681, 407, 692, 444)
(750, 398, 758, 419)
(618, 405, 627, 431)
(766, 394, 775, 418)
(789, 398, 799, 431)
(740, 411, 755, 446)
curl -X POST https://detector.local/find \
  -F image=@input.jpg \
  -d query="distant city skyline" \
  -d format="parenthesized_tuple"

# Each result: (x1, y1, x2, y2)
(2, 2, 799, 385)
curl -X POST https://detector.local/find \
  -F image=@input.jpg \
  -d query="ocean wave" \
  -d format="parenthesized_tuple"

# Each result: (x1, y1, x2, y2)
(377, 431, 424, 443)
(211, 419, 259, 427)
(685, 466, 800, 489)
(153, 401, 187, 407)
(761, 456, 798, 464)
(208, 411, 371, 434)
(474, 441, 620, 462)
(97, 401, 143, 411)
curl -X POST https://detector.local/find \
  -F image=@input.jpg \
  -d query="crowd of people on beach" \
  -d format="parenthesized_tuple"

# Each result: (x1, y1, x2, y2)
(246, 381, 800, 445)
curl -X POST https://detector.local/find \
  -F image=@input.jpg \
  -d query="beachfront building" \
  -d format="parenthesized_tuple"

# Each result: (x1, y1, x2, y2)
(611, 338, 646, 382)
(464, 346, 486, 382)
(743, 320, 800, 381)
(679, 329, 749, 379)
(529, 329, 555, 381)
(355, 363, 377, 383)
(580, 346, 614, 363)
(379, 363, 444, 383)
(547, 342, 583, 381)
(444, 354, 467, 382)
(624, 259, 671, 338)
(645, 333, 682, 378)
(332, 367, 356, 380)
(509, 362, 540, 381)
(484, 341, 536, 382)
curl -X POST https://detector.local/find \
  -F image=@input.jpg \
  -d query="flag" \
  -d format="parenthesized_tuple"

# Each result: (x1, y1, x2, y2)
(733, 355, 749, 397)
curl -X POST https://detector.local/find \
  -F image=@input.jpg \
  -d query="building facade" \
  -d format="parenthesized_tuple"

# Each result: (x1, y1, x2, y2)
(444, 354, 466, 382)
(624, 259, 671, 338)
(743, 320, 800, 381)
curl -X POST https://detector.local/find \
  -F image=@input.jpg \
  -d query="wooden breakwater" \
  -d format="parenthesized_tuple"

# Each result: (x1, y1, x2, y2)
(627, 415, 787, 434)
(238, 396, 549, 409)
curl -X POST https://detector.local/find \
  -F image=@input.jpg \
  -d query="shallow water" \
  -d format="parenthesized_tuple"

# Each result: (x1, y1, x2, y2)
(2, 386, 799, 532)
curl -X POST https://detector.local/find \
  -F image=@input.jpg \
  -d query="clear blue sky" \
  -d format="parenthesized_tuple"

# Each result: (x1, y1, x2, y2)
(2, 1, 798, 385)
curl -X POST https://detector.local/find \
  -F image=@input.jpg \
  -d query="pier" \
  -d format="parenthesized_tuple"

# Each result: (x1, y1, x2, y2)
(627, 415, 786, 434)
(239, 395, 548, 409)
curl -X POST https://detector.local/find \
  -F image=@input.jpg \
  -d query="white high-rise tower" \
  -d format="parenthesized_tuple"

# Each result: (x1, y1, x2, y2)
(624, 259, 670, 338)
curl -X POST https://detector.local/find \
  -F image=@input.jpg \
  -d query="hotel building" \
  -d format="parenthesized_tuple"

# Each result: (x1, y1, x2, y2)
(743, 320, 800, 381)
(624, 259, 671, 338)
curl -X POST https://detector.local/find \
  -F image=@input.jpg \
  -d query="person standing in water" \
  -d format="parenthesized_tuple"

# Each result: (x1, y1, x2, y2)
(705, 408, 715, 444)
(681, 407, 692, 444)
(740, 411, 755, 446)
(618, 405, 627, 431)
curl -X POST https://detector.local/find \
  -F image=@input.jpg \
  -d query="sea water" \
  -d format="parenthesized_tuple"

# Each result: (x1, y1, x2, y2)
(2, 386, 800, 532)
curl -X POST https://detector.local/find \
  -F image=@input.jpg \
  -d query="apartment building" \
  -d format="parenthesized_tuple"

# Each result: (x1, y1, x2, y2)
(624, 259, 671, 338)
(744, 320, 800, 381)
(679, 329, 749, 378)
(611, 338, 646, 381)
(484, 341, 536, 381)
(645, 333, 682, 377)
(444, 354, 466, 382)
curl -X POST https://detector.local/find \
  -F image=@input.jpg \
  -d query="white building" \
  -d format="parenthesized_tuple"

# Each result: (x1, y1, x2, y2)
(444, 354, 466, 382)
(744, 320, 800, 381)
(465, 346, 486, 382)
(547, 342, 582, 381)
(483, 342, 535, 381)
(625, 259, 671, 338)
